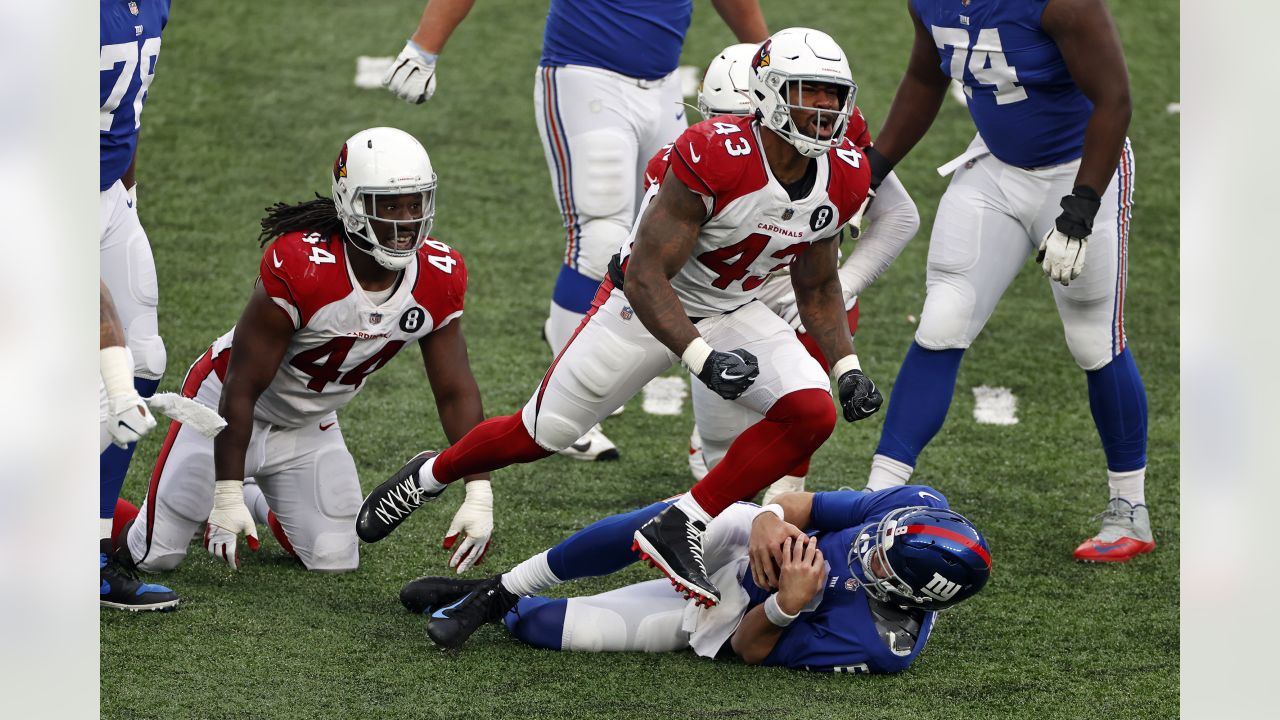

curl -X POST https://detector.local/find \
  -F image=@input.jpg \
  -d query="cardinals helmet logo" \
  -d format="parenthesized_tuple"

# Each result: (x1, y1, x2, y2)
(753, 39, 771, 70)
(333, 143, 348, 181)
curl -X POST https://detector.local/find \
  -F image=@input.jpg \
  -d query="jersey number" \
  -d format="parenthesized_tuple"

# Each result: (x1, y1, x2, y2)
(713, 122, 752, 157)
(289, 338, 407, 392)
(100, 38, 162, 131)
(424, 239, 456, 274)
(931, 27, 1028, 105)
(698, 234, 809, 291)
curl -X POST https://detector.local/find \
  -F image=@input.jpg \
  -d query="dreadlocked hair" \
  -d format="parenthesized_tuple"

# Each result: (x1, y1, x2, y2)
(258, 193, 346, 247)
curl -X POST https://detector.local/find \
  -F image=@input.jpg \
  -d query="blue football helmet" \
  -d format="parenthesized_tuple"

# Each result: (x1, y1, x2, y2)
(850, 506, 991, 611)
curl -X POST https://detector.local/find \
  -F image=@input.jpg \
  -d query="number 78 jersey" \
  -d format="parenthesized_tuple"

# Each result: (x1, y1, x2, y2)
(206, 231, 467, 428)
(621, 116, 870, 318)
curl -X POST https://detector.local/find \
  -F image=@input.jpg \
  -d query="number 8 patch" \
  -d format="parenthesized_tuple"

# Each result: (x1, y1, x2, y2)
(399, 307, 426, 333)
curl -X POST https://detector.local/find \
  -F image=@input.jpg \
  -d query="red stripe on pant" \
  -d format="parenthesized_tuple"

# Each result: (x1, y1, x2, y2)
(141, 346, 229, 559)
(434, 278, 615, 484)
(690, 388, 836, 516)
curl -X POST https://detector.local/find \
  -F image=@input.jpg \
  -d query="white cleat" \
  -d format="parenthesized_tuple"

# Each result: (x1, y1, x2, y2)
(761, 475, 805, 505)
(558, 424, 620, 462)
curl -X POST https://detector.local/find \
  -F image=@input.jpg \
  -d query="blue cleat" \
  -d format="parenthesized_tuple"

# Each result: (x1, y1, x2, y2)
(100, 552, 178, 612)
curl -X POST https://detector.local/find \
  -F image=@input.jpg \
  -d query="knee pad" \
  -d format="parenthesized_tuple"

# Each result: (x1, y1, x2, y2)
(560, 599, 630, 652)
(1064, 327, 1112, 371)
(313, 446, 362, 521)
(564, 330, 640, 401)
(768, 389, 836, 447)
(915, 281, 977, 351)
(126, 326, 167, 381)
(573, 217, 630, 279)
(527, 410, 587, 452)
(570, 130, 632, 220)
(300, 531, 359, 573)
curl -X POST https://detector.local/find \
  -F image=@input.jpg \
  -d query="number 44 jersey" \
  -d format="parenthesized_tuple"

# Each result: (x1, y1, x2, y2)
(620, 115, 870, 318)
(205, 231, 467, 428)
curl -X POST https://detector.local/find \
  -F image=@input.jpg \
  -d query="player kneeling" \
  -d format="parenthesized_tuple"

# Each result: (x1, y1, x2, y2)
(401, 486, 989, 673)
(121, 127, 491, 574)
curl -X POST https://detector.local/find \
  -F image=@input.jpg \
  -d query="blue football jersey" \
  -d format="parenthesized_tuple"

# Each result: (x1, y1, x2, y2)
(911, 0, 1092, 168)
(100, 0, 170, 191)
(739, 486, 950, 673)
(540, 0, 692, 80)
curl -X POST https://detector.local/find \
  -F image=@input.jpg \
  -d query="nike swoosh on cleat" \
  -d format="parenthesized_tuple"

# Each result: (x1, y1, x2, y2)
(570, 441, 591, 452)
(431, 591, 475, 619)
(1090, 542, 1130, 554)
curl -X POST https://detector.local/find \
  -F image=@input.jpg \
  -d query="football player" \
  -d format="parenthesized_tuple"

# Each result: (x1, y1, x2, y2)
(381, 0, 768, 461)
(99, 0, 172, 609)
(358, 28, 881, 608)
(861, 0, 1153, 562)
(121, 128, 493, 574)
(677, 44, 920, 503)
(401, 485, 990, 674)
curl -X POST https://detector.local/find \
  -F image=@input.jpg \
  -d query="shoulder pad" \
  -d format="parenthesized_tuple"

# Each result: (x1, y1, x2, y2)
(259, 232, 352, 327)
(643, 144, 674, 191)
(412, 237, 469, 330)
(824, 138, 872, 227)
(669, 116, 768, 216)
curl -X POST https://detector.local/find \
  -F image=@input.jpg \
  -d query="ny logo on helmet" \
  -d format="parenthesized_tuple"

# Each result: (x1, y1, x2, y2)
(921, 572, 961, 602)
(753, 40, 771, 70)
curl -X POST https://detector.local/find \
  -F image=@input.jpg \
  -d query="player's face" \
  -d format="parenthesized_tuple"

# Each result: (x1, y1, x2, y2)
(363, 191, 429, 251)
(786, 80, 845, 140)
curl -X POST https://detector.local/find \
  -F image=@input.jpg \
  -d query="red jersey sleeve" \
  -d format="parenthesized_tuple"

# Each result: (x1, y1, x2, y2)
(643, 144, 674, 191)
(411, 238, 469, 331)
(258, 232, 352, 329)
(669, 116, 768, 217)
(848, 106, 872, 149)
(826, 138, 873, 229)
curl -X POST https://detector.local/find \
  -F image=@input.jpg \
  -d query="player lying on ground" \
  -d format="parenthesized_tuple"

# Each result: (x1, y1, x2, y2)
(357, 28, 883, 608)
(400, 485, 989, 673)
(861, 0, 1153, 562)
(119, 127, 491, 574)
(678, 43, 920, 502)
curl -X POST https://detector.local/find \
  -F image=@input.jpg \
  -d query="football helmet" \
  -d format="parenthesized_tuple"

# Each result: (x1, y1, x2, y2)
(748, 28, 857, 158)
(850, 506, 990, 611)
(697, 43, 758, 119)
(331, 127, 437, 270)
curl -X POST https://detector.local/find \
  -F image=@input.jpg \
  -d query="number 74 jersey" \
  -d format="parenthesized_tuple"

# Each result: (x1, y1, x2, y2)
(205, 231, 467, 428)
(621, 115, 870, 318)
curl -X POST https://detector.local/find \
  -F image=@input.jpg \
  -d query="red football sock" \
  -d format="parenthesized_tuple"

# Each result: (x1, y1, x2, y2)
(111, 498, 140, 550)
(433, 412, 553, 483)
(690, 389, 835, 516)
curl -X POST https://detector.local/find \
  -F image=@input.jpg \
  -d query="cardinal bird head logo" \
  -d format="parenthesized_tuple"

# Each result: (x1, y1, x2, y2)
(753, 39, 772, 70)
(333, 143, 348, 181)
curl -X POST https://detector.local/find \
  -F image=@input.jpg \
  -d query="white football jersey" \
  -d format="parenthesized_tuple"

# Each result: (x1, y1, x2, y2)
(200, 231, 467, 428)
(622, 115, 870, 317)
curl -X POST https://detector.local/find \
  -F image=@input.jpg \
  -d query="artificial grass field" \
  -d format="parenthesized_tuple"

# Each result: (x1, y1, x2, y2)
(101, 1, 1180, 717)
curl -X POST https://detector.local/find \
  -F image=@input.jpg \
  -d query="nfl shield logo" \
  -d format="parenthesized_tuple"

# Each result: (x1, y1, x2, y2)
(129, 1, 139, 15)
(370, 312, 383, 324)
(620, 305, 634, 321)
(782, 208, 794, 220)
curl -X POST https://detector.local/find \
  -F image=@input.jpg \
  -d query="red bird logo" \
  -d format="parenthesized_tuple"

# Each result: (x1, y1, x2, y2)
(333, 143, 348, 181)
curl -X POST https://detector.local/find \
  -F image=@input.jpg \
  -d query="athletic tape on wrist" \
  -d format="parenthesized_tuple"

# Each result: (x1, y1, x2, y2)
(755, 504, 785, 523)
(831, 354, 861, 380)
(764, 594, 800, 627)
(100, 346, 136, 399)
(681, 337, 713, 375)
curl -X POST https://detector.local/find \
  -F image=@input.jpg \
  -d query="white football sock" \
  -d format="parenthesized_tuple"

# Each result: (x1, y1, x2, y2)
(500, 551, 562, 597)
(674, 493, 713, 525)
(242, 478, 271, 526)
(546, 301, 587, 356)
(100, 517, 113, 541)
(866, 454, 914, 491)
(1108, 467, 1146, 506)
(414, 455, 447, 494)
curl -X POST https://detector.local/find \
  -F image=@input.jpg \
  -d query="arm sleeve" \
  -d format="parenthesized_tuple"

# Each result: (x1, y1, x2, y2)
(837, 171, 920, 297)
(809, 485, 950, 531)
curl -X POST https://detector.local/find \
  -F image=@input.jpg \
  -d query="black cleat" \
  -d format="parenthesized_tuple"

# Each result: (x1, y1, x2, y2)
(100, 551, 178, 612)
(425, 575, 519, 650)
(632, 506, 720, 607)
(356, 451, 443, 543)
(400, 575, 490, 615)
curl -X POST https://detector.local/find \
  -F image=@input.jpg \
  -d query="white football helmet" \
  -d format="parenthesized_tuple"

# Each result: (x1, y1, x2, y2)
(331, 127, 437, 270)
(748, 28, 857, 158)
(697, 43, 758, 119)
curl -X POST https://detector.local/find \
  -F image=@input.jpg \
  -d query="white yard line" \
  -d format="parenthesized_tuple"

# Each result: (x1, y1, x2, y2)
(972, 385, 1018, 426)
(642, 377, 688, 416)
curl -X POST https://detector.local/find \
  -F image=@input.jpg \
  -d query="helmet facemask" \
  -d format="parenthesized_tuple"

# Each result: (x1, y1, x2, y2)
(762, 75, 856, 158)
(345, 184, 436, 271)
(852, 507, 932, 608)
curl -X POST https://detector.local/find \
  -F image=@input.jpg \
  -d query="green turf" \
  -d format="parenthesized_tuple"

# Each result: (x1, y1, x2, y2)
(102, 2, 1179, 717)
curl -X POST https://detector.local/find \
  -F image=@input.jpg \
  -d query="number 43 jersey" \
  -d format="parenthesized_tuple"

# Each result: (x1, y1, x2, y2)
(207, 231, 467, 428)
(621, 115, 870, 318)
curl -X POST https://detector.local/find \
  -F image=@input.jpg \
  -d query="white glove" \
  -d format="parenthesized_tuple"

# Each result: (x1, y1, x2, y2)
(1037, 227, 1087, 286)
(204, 480, 259, 569)
(382, 40, 438, 104)
(443, 479, 492, 573)
(106, 392, 157, 448)
(146, 392, 227, 438)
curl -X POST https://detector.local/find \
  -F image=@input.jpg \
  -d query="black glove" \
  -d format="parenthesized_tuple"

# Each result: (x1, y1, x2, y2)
(1053, 185, 1102, 239)
(837, 369, 883, 422)
(697, 348, 760, 401)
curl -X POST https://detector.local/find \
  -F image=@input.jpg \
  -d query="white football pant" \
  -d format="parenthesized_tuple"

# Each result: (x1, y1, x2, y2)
(100, 180, 166, 381)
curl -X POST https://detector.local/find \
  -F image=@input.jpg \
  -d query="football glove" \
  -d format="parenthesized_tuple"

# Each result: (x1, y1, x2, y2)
(837, 368, 883, 422)
(696, 348, 760, 401)
(106, 392, 157, 448)
(382, 40, 438, 104)
(443, 479, 493, 574)
(1036, 186, 1100, 286)
(204, 480, 259, 570)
